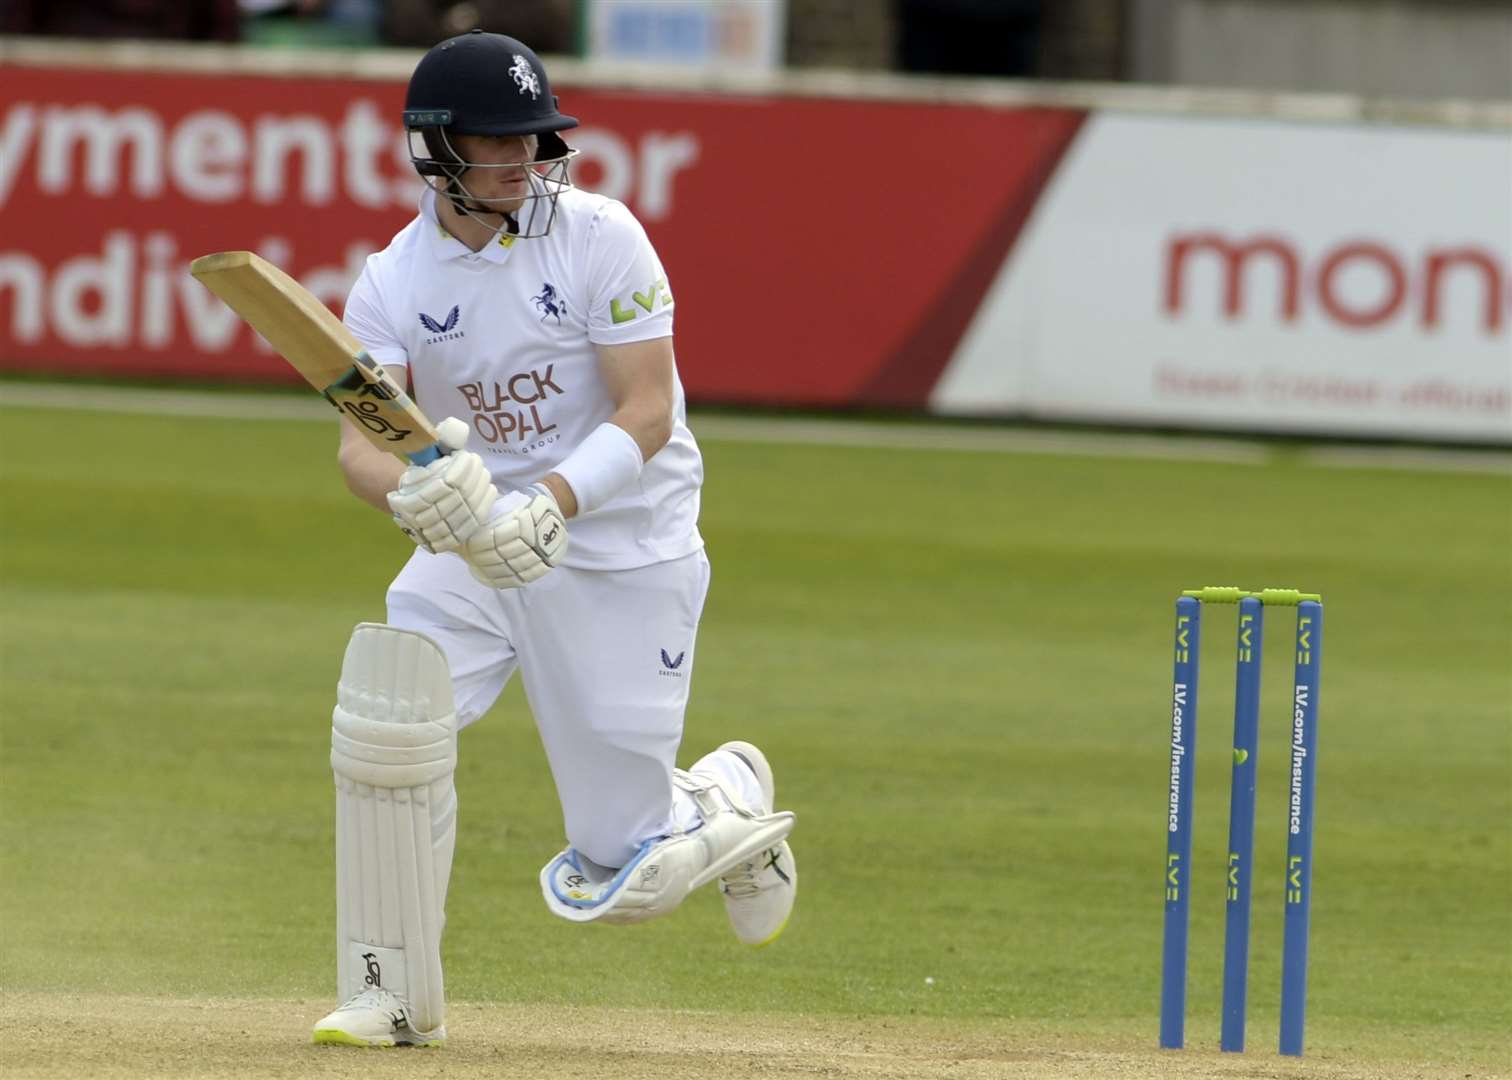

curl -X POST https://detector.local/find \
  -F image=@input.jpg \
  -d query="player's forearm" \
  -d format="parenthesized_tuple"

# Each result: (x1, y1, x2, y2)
(338, 423, 406, 513)
(609, 399, 674, 462)
(590, 337, 676, 463)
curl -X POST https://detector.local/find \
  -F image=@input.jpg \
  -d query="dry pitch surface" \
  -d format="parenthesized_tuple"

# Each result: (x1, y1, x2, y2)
(4, 994, 1505, 1080)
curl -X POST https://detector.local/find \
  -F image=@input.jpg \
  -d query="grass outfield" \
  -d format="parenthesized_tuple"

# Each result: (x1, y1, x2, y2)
(1, 399, 1509, 1077)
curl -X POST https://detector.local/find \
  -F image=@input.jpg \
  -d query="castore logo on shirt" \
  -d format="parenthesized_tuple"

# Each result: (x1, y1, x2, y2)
(419, 305, 465, 344)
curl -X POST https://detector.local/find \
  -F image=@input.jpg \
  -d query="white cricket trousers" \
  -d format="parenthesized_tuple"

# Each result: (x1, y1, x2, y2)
(385, 546, 753, 870)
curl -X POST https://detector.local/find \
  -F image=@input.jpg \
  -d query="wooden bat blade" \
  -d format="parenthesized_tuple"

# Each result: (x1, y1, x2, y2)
(190, 250, 359, 385)
(190, 251, 442, 464)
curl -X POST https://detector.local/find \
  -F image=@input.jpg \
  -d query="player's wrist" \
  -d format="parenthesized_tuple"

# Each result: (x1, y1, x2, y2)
(532, 475, 576, 518)
(551, 422, 644, 517)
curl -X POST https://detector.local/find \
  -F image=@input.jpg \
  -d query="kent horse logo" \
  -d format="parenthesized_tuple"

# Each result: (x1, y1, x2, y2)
(419, 306, 460, 334)
(532, 284, 565, 323)
(510, 54, 541, 98)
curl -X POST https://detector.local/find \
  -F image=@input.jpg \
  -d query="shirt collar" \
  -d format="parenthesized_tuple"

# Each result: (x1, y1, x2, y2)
(421, 187, 518, 264)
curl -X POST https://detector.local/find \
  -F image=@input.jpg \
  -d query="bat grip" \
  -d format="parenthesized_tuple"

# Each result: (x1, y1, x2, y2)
(404, 444, 445, 466)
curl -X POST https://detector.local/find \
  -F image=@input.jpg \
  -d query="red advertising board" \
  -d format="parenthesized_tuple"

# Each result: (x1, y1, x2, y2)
(0, 62, 1084, 407)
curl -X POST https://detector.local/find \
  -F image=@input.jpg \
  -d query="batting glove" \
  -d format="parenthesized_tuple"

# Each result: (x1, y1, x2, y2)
(463, 485, 569, 589)
(387, 417, 498, 554)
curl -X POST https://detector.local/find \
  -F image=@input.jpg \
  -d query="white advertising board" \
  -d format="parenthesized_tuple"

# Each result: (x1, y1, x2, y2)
(934, 113, 1512, 443)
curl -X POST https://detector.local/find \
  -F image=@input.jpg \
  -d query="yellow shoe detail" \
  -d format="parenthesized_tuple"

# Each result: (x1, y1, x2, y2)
(313, 1029, 391, 1048)
(746, 910, 792, 949)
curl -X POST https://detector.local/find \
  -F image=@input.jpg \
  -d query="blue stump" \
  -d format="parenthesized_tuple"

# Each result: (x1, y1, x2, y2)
(1280, 600, 1322, 1056)
(1160, 596, 1201, 1049)
(1221, 597, 1263, 1052)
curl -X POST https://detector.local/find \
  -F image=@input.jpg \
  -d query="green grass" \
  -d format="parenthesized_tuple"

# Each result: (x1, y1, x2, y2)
(1, 403, 1509, 1065)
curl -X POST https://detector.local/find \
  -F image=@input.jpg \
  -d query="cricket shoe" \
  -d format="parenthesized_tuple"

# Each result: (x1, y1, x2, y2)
(714, 740, 797, 947)
(312, 987, 444, 1048)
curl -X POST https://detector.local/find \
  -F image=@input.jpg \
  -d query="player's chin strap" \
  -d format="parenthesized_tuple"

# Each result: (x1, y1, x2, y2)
(539, 770, 795, 926)
(439, 178, 521, 237)
(436, 155, 569, 240)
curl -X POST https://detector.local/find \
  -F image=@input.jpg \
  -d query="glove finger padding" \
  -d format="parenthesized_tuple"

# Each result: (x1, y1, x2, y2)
(464, 487, 569, 589)
(388, 448, 498, 554)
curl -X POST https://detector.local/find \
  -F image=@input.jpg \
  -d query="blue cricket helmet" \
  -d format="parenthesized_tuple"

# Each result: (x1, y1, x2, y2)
(404, 30, 578, 164)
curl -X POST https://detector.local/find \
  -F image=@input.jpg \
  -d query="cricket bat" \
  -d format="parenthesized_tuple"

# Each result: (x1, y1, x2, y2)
(189, 251, 444, 465)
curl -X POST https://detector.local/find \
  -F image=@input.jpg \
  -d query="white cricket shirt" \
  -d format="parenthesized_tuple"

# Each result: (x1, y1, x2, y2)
(344, 186, 703, 571)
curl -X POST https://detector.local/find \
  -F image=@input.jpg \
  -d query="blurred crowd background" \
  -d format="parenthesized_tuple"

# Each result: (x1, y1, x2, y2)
(3, 0, 1508, 100)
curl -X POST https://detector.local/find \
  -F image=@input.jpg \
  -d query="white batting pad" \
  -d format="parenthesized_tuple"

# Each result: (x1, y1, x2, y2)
(540, 769, 794, 926)
(330, 623, 457, 1035)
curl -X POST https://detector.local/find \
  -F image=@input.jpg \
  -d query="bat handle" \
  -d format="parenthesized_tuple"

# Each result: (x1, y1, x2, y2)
(405, 443, 445, 466)
(401, 417, 465, 466)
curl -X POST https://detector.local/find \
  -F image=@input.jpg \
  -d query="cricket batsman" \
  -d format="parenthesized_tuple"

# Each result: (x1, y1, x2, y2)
(311, 31, 797, 1046)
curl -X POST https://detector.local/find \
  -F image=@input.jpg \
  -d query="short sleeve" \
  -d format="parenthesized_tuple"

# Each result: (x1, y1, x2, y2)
(343, 257, 409, 369)
(585, 201, 675, 346)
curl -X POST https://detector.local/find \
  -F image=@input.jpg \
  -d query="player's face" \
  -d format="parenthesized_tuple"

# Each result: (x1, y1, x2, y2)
(452, 133, 540, 214)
